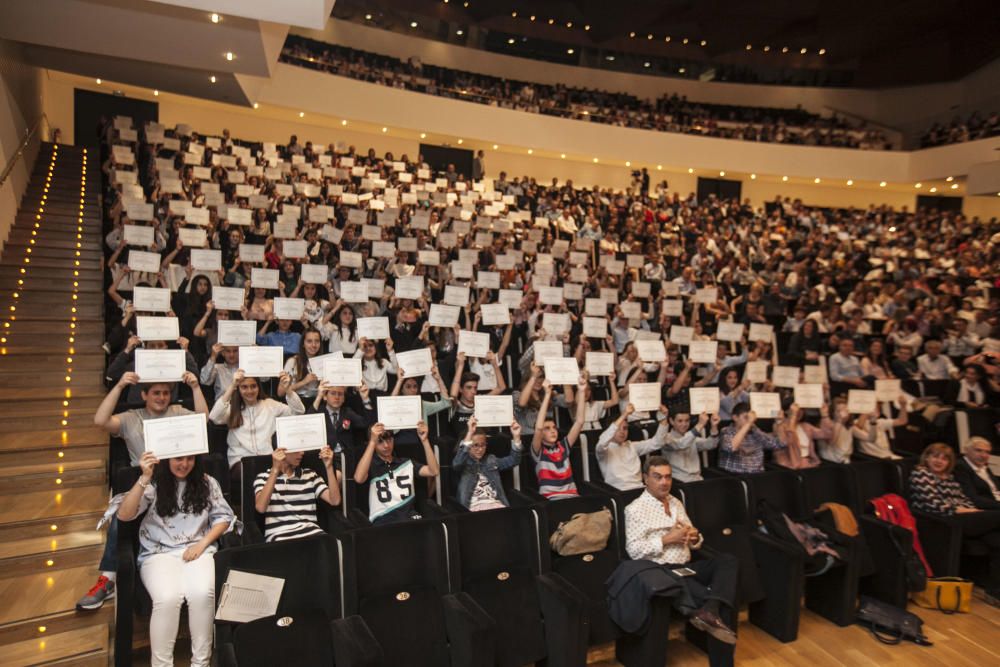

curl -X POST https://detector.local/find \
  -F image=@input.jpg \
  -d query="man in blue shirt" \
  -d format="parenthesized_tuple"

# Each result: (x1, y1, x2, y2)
(257, 315, 302, 356)
(718, 403, 785, 474)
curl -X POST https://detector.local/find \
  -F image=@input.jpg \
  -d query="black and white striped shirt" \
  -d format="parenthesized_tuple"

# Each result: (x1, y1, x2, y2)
(253, 468, 328, 542)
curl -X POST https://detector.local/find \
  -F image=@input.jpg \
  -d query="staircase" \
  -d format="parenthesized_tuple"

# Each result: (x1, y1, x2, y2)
(0, 143, 111, 666)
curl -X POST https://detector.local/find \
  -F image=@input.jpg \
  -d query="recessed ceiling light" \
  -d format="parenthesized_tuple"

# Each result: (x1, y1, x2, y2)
(750, 174, 756, 179)
(410, 21, 418, 28)
(508, 38, 515, 44)
(930, 187, 937, 192)
(210, 13, 220, 23)
(528, 149, 533, 154)
(420, 132, 426, 138)
(365, 14, 372, 20)
(209, 75, 216, 83)
(153, 90, 159, 96)
(643, 62, 650, 67)
(946, 176, 954, 182)
(299, 111, 304, 118)
(818, 48, 826, 55)
(492, 144, 498, 149)
(567, 48, 574, 54)
(719, 171, 726, 177)
(915, 183, 922, 188)
(342, 119, 348, 126)
(560, 153, 566, 159)
(593, 157, 599, 163)
(782, 46, 789, 53)
(647, 34, 653, 40)
(687, 168, 694, 174)
(700, 40, 707, 46)
(584, 25, 591, 31)
(746, 44, 752, 50)
(95, 78, 101, 84)
(846, 179, 853, 185)
(656, 165, 662, 170)
(814, 177, 821, 183)
(457, 139, 464, 144)
(456, 29, 464, 35)
(682, 38, 689, 44)
(763, 45, 770, 52)
(253, 102, 258, 109)
(950, 183, 958, 189)
(782, 175, 788, 181)
(548, 19, 555, 25)
(800, 47, 808, 54)
(382, 127, 388, 133)
(665, 36, 671, 42)
(879, 181, 887, 187)
(606, 55, 615, 61)
(625, 161, 631, 167)
(225, 52, 234, 61)
(566, 21, 572, 28)
(678, 68, 685, 73)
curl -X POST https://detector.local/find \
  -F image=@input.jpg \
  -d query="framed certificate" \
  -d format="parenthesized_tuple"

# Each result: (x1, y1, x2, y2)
(582, 316, 607, 339)
(429, 304, 460, 328)
(357, 317, 390, 340)
(394, 276, 424, 300)
(128, 249, 162, 273)
(190, 248, 222, 271)
(133, 286, 171, 313)
(749, 392, 782, 419)
(628, 383, 662, 413)
(544, 358, 580, 385)
(396, 348, 433, 377)
(474, 395, 514, 428)
(275, 413, 328, 452)
(212, 286, 246, 311)
(689, 387, 721, 415)
(745, 360, 769, 384)
(135, 349, 186, 382)
(443, 285, 471, 307)
(848, 390, 878, 414)
(300, 264, 328, 285)
(250, 268, 279, 290)
(144, 413, 208, 459)
(136, 316, 179, 341)
(636, 339, 667, 362)
(458, 330, 491, 358)
(716, 321, 745, 342)
(669, 326, 694, 346)
(239, 346, 284, 378)
(533, 340, 564, 364)
(273, 297, 305, 320)
(323, 357, 363, 386)
(585, 351, 614, 376)
(875, 379, 902, 403)
(480, 303, 511, 326)
(376, 395, 422, 430)
(771, 366, 801, 389)
(794, 384, 824, 409)
(217, 320, 257, 347)
(688, 340, 719, 364)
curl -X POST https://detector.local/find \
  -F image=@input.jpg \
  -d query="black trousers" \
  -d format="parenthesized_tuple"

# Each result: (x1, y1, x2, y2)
(953, 510, 1000, 594)
(675, 552, 740, 611)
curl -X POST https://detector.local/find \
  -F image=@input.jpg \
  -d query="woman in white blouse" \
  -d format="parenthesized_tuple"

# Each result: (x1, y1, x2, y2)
(352, 337, 398, 392)
(320, 301, 359, 355)
(208, 370, 305, 471)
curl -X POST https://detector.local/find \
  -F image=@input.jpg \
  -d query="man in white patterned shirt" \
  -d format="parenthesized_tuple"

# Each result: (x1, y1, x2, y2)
(624, 456, 739, 645)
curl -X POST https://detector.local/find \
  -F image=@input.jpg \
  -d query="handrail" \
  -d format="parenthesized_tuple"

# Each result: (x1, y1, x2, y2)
(0, 113, 48, 189)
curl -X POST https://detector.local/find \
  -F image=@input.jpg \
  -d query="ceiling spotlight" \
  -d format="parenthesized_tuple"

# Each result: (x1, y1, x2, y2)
(682, 38, 689, 44)
(153, 89, 159, 96)
(782, 175, 788, 181)
(209, 75, 216, 83)
(457, 139, 464, 144)
(930, 187, 937, 192)
(530, 15, 536, 21)
(456, 29, 464, 35)
(800, 47, 808, 54)
(560, 153, 565, 159)
(410, 21, 418, 28)
(365, 13, 372, 20)
(566, 22, 573, 28)
(382, 127, 388, 133)
(548, 19, 555, 25)
(95, 78, 101, 84)
(719, 171, 726, 177)
(625, 161, 631, 167)
(665, 36, 671, 42)
(946, 176, 954, 182)
(782, 46, 789, 53)
(492, 144, 498, 149)
(879, 181, 887, 187)
(528, 149, 534, 154)
(656, 165, 662, 170)
(299, 111, 304, 118)
(846, 179, 853, 185)
(950, 183, 959, 189)
(584, 25, 591, 31)
(225, 52, 234, 61)
(253, 102, 259, 109)
(687, 168, 694, 174)
(746, 44, 752, 50)
(915, 183, 922, 188)
(814, 177, 821, 183)
(763, 45, 770, 52)
(700, 40, 707, 46)
(210, 13, 220, 23)
(678, 67, 685, 73)
(420, 132, 426, 138)
(629, 32, 636, 38)
(750, 174, 756, 179)
(567, 48, 574, 54)
(342, 119, 348, 125)
(508, 38, 515, 44)
(606, 55, 615, 61)
(647, 34, 654, 40)
(643, 62, 650, 67)
(511, 11, 517, 17)
(818, 48, 826, 55)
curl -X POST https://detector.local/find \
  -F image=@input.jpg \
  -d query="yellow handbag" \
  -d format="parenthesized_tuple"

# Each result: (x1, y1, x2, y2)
(911, 577, 973, 614)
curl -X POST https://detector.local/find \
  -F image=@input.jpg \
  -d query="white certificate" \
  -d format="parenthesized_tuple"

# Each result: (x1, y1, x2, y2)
(794, 384, 824, 409)
(695, 287, 718, 304)
(631, 282, 651, 298)
(750, 392, 782, 419)
(688, 340, 719, 364)
(284, 240, 308, 259)
(745, 360, 769, 384)
(275, 413, 328, 452)
(585, 299, 607, 317)
(340, 281, 368, 303)
(771, 366, 801, 389)
(629, 383, 662, 413)
(128, 250, 162, 273)
(583, 316, 607, 339)
(300, 264, 328, 285)
(619, 302, 642, 320)
(636, 339, 667, 362)
(144, 413, 208, 458)
(585, 351, 615, 376)
(429, 304, 460, 328)
(339, 251, 363, 269)
(178, 227, 207, 248)
(250, 268, 279, 290)
(543, 313, 571, 337)
(481, 303, 511, 326)
(323, 357, 363, 386)
(396, 348, 433, 377)
(600, 288, 621, 304)
(190, 248, 222, 271)
(848, 390, 878, 414)
(135, 349, 186, 383)
(662, 300, 684, 317)
(875, 379, 902, 403)
(133, 286, 171, 313)
(544, 358, 581, 385)
(689, 387, 721, 415)
(136, 316, 179, 341)
(377, 395, 422, 430)
(123, 224, 154, 247)
(748, 323, 775, 342)
(239, 243, 266, 264)
(537, 286, 563, 306)
(417, 250, 439, 266)
(498, 289, 523, 309)
(212, 286, 246, 311)
(443, 285, 471, 307)
(533, 340, 564, 364)
(803, 364, 828, 385)
(477, 271, 500, 290)
(669, 326, 694, 346)
(474, 395, 514, 428)
(458, 330, 491, 358)
(273, 297, 305, 320)
(357, 317, 390, 340)
(217, 320, 257, 347)
(239, 346, 284, 378)
(394, 276, 424, 300)
(716, 321, 745, 342)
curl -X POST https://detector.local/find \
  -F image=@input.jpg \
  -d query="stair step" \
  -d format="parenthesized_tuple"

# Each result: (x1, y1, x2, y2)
(0, 608, 111, 665)
(0, 246, 102, 261)
(0, 467, 106, 495)
(0, 485, 109, 525)
(0, 566, 111, 626)
(0, 512, 105, 543)
(0, 412, 103, 432)
(0, 428, 108, 452)
(0, 457, 106, 482)
(0, 626, 109, 667)
(0, 529, 105, 563)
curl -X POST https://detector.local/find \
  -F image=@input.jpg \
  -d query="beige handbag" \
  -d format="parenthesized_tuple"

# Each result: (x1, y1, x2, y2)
(549, 508, 613, 556)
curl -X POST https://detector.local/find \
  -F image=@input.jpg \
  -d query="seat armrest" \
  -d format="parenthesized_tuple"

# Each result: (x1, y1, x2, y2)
(912, 510, 962, 576)
(537, 572, 589, 667)
(330, 615, 384, 667)
(215, 641, 237, 667)
(443, 592, 496, 667)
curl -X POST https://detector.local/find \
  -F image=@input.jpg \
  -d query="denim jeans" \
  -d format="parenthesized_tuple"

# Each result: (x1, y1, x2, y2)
(98, 516, 118, 572)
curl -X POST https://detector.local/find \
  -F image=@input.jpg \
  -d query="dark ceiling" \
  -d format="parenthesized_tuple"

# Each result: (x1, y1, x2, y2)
(338, 0, 1000, 87)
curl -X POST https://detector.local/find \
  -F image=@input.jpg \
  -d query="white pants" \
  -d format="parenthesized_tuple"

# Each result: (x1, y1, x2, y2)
(139, 550, 216, 667)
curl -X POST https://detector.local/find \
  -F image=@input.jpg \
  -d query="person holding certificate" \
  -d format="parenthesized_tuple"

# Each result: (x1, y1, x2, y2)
(114, 451, 235, 667)
(105, 336, 200, 405)
(256, 314, 303, 356)
(453, 418, 524, 511)
(253, 446, 342, 542)
(284, 329, 324, 402)
(353, 422, 439, 524)
(661, 409, 721, 484)
(390, 366, 454, 444)
(199, 343, 241, 398)
(449, 352, 508, 436)
(352, 337, 399, 392)
(773, 403, 833, 470)
(530, 374, 588, 500)
(595, 404, 670, 491)
(309, 381, 376, 451)
(246, 286, 275, 322)
(208, 370, 306, 479)
(319, 302, 360, 355)
(717, 403, 786, 475)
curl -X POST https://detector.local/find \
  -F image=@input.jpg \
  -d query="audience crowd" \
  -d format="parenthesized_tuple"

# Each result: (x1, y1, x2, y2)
(81, 112, 1000, 664)
(921, 110, 1000, 147)
(282, 35, 893, 150)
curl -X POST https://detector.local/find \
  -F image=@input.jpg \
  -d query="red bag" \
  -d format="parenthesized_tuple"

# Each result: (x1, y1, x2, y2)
(870, 493, 933, 577)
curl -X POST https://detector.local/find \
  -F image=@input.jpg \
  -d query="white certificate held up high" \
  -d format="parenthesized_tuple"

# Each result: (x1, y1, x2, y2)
(273, 297, 305, 321)
(239, 346, 284, 378)
(133, 286, 171, 313)
(190, 248, 222, 271)
(429, 304, 460, 328)
(144, 413, 208, 459)
(716, 321, 745, 342)
(689, 387, 721, 415)
(275, 413, 328, 452)
(474, 394, 514, 428)
(748, 323, 775, 342)
(300, 264, 328, 285)
(636, 339, 667, 362)
(544, 358, 580, 385)
(396, 348, 433, 377)
(669, 326, 694, 346)
(135, 349, 186, 383)
(582, 317, 607, 339)
(458, 330, 491, 358)
(217, 320, 257, 347)
(744, 360, 769, 384)
(481, 303, 511, 326)
(357, 317, 390, 340)
(533, 340, 564, 364)
(377, 395, 422, 430)
(875, 379, 902, 403)
(847, 390, 878, 414)
(688, 340, 719, 364)
(629, 383, 662, 413)
(749, 392, 782, 419)
(771, 366, 801, 389)
(793, 384, 824, 409)
(136, 316, 180, 341)
(128, 250, 162, 274)
(250, 268, 280, 290)
(323, 357, 362, 386)
(585, 351, 615, 376)
(212, 286, 246, 311)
